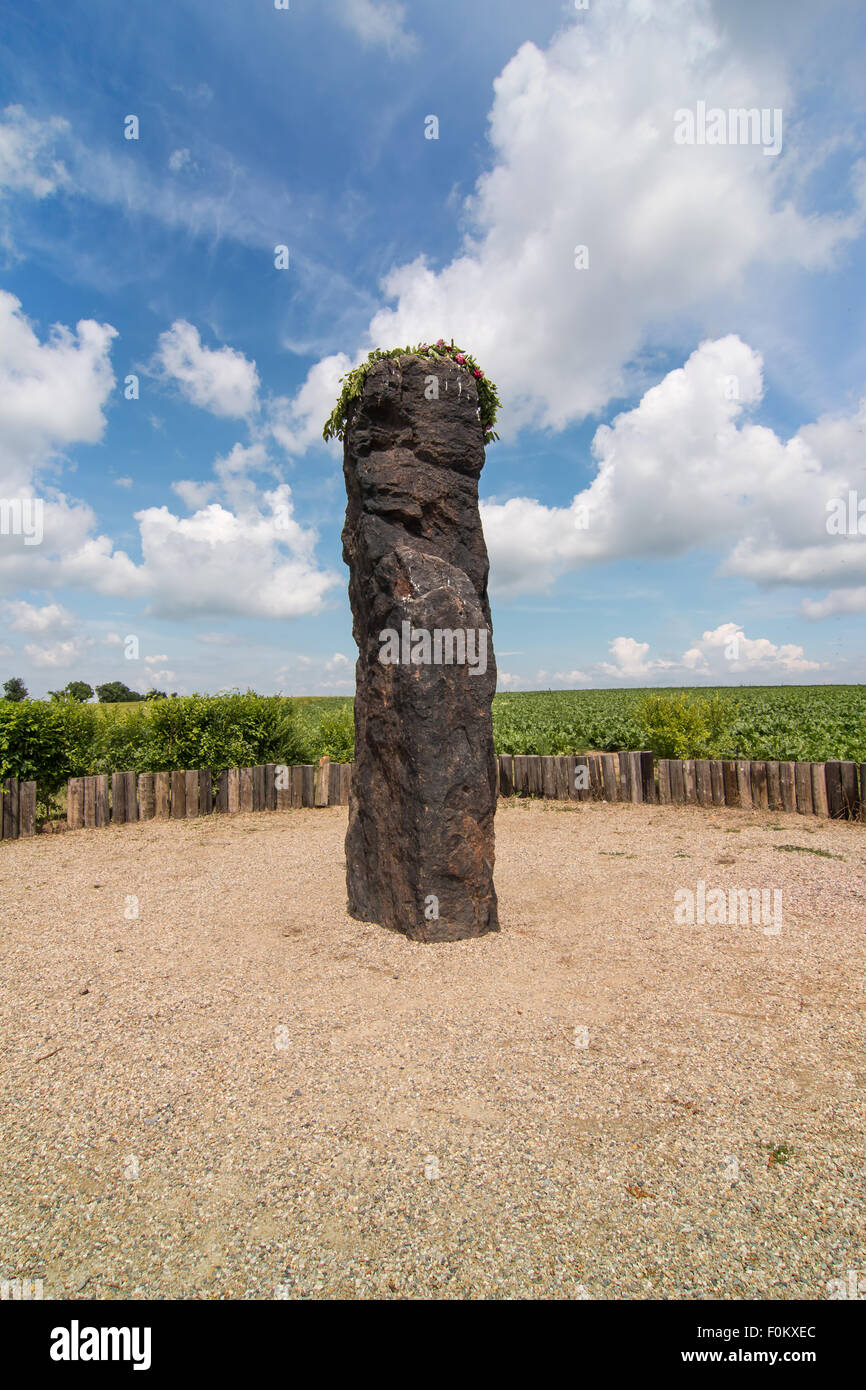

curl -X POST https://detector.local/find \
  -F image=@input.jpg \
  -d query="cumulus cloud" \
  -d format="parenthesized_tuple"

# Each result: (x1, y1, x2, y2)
(0, 290, 116, 492)
(353, 0, 865, 434)
(2, 600, 74, 633)
(24, 635, 93, 669)
(134, 485, 339, 619)
(0, 295, 340, 621)
(154, 320, 260, 418)
(480, 335, 866, 608)
(681, 622, 821, 675)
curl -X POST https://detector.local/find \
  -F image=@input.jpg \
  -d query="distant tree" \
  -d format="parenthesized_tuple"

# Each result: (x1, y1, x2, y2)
(2, 676, 28, 702)
(64, 681, 94, 703)
(143, 689, 168, 701)
(94, 680, 142, 703)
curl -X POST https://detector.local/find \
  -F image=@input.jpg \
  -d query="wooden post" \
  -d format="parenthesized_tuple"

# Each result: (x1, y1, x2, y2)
(239, 767, 254, 813)
(572, 754, 589, 801)
(121, 771, 136, 822)
(199, 769, 213, 815)
(301, 765, 315, 807)
(170, 770, 186, 819)
(640, 751, 656, 804)
(94, 776, 109, 827)
(750, 762, 769, 811)
(138, 772, 155, 821)
(861, 764, 866, 824)
(541, 756, 556, 799)
(618, 750, 631, 800)
(736, 761, 752, 809)
(779, 762, 796, 814)
(340, 763, 352, 806)
(825, 762, 844, 819)
(111, 772, 127, 823)
(265, 764, 277, 812)
(683, 760, 697, 806)
(840, 762, 858, 819)
(811, 763, 829, 818)
(598, 753, 615, 802)
(628, 751, 643, 803)
(669, 759, 685, 804)
(291, 765, 304, 808)
(67, 777, 84, 830)
(252, 764, 266, 812)
(185, 769, 199, 817)
(587, 754, 602, 800)
(5, 777, 19, 838)
(328, 761, 342, 805)
(722, 760, 739, 807)
(499, 755, 514, 796)
(275, 765, 292, 810)
(553, 756, 569, 801)
(766, 761, 782, 812)
(709, 760, 725, 807)
(314, 756, 330, 807)
(227, 768, 240, 814)
(695, 761, 713, 807)
(794, 762, 813, 816)
(658, 759, 671, 804)
(155, 771, 170, 819)
(18, 781, 36, 837)
(83, 776, 96, 829)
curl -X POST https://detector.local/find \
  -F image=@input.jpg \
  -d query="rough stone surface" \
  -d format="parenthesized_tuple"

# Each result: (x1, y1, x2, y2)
(342, 353, 499, 941)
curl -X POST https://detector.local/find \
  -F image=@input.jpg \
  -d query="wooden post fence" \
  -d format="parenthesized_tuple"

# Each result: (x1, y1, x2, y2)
(2, 753, 855, 840)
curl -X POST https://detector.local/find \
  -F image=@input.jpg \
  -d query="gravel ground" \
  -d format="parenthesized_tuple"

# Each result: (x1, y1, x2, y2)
(1, 800, 864, 1301)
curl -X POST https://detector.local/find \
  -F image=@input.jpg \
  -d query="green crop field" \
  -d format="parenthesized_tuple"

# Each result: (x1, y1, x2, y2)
(296, 685, 866, 764)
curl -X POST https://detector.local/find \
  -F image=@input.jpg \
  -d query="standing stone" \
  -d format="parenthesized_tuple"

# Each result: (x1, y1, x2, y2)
(342, 352, 499, 941)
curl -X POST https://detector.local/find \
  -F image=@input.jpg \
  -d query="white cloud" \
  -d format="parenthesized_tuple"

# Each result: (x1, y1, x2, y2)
(802, 588, 866, 620)
(681, 622, 821, 674)
(154, 320, 260, 419)
(480, 335, 866, 608)
(2, 600, 74, 633)
(0, 105, 70, 200)
(335, 0, 417, 56)
(325, 652, 352, 672)
(599, 624, 821, 682)
(0, 290, 116, 492)
(114, 476, 133, 488)
(134, 485, 339, 619)
(24, 635, 93, 669)
(268, 352, 353, 459)
(355, 0, 864, 435)
(167, 148, 191, 173)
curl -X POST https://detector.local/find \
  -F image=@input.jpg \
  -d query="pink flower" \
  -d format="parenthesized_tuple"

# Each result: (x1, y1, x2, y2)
(436, 338, 445, 346)
(419, 343, 428, 352)
(455, 353, 466, 364)
(473, 369, 484, 378)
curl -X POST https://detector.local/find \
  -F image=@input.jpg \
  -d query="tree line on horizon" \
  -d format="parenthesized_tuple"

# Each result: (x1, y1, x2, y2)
(2, 677, 173, 704)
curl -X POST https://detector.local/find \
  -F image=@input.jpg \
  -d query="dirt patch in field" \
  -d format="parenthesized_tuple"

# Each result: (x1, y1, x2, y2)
(1, 800, 864, 1300)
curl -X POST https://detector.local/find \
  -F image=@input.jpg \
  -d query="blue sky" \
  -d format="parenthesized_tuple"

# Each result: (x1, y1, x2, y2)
(1, 0, 865, 696)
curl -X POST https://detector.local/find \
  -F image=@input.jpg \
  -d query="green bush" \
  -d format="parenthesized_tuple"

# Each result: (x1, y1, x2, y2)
(636, 692, 738, 759)
(315, 706, 355, 762)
